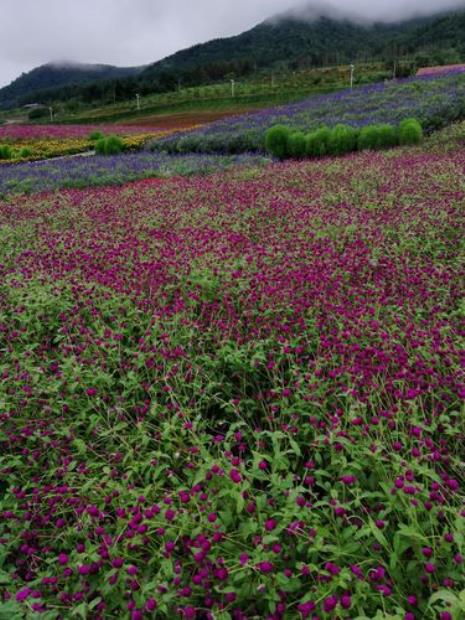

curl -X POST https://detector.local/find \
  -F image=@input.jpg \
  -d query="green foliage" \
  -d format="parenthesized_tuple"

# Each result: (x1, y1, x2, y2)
(0, 145, 12, 160)
(18, 147, 32, 158)
(358, 123, 399, 150)
(264, 124, 291, 159)
(27, 107, 49, 120)
(305, 126, 331, 157)
(287, 131, 306, 158)
(89, 130, 104, 141)
(264, 118, 423, 160)
(328, 124, 359, 155)
(399, 118, 424, 145)
(94, 135, 124, 155)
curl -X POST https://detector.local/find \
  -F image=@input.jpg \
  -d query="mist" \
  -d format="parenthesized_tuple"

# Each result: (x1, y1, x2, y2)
(1, 0, 465, 88)
(272, 0, 465, 24)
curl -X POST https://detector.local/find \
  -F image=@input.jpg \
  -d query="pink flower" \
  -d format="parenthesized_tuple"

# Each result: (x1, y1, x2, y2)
(230, 468, 242, 483)
(257, 561, 274, 574)
(239, 553, 249, 565)
(323, 595, 338, 613)
(16, 588, 31, 602)
(341, 593, 352, 609)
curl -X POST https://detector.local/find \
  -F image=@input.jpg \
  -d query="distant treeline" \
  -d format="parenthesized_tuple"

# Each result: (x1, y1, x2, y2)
(1, 10, 465, 109)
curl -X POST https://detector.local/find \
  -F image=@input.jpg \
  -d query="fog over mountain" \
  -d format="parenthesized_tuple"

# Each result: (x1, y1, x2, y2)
(274, 0, 465, 23)
(1, 0, 465, 87)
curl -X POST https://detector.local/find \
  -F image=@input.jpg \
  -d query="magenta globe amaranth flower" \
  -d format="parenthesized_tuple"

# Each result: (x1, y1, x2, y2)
(322, 595, 338, 613)
(230, 468, 242, 483)
(257, 561, 274, 574)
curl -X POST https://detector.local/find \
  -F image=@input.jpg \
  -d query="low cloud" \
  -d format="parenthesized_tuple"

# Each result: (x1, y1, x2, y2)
(1, 0, 464, 87)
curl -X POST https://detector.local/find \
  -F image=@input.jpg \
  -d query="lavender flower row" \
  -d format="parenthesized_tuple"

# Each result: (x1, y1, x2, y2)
(151, 73, 465, 154)
(0, 152, 269, 196)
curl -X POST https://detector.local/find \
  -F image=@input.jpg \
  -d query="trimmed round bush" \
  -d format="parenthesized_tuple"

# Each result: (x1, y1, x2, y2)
(264, 125, 291, 159)
(105, 135, 124, 155)
(89, 131, 104, 141)
(377, 124, 399, 148)
(305, 127, 331, 157)
(94, 135, 124, 156)
(328, 124, 359, 156)
(399, 118, 423, 145)
(358, 125, 379, 151)
(94, 138, 106, 155)
(287, 131, 306, 158)
(358, 124, 399, 151)
(0, 145, 12, 160)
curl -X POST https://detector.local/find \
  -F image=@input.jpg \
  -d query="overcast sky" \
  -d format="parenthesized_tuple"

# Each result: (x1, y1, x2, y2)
(1, 0, 464, 87)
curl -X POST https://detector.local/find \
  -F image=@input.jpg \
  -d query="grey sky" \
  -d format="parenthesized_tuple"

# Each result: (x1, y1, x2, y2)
(1, 0, 464, 87)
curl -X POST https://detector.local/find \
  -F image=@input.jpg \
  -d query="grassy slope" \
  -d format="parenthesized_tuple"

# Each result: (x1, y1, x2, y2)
(50, 63, 390, 125)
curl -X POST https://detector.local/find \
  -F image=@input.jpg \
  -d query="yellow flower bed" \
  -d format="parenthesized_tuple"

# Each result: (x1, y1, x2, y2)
(0, 131, 169, 164)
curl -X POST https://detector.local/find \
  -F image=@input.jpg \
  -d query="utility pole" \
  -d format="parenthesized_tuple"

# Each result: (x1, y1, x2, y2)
(136, 93, 141, 111)
(350, 64, 355, 90)
(49, 106, 54, 122)
(230, 79, 235, 98)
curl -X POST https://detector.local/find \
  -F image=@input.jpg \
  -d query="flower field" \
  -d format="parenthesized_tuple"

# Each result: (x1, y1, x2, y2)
(0, 124, 165, 141)
(0, 121, 464, 619)
(152, 73, 465, 154)
(0, 152, 268, 196)
(0, 124, 178, 163)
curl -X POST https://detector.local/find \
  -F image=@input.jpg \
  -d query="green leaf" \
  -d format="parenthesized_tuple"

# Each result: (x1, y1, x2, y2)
(0, 600, 23, 620)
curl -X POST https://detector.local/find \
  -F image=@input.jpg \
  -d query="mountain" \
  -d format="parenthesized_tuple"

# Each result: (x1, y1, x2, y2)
(1, 4, 465, 109)
(140, 8, 465, 82)
(0, 62, 144, 108)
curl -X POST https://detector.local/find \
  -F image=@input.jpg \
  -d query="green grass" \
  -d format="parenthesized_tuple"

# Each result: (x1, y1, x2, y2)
(51, 63, 393, 125)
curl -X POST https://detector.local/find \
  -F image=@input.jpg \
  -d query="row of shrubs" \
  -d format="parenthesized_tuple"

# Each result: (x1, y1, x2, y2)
(264, 118, 423, 159)
(0, 145, 32, 160)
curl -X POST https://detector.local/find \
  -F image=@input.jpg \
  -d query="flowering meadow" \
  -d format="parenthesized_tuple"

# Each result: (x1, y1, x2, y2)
(0, 125, 165, 141)
(0, 125, 172, 163)
(152, 73, 465, 154)
(0, 120, 464, 619)
(0, 152, 268, 196)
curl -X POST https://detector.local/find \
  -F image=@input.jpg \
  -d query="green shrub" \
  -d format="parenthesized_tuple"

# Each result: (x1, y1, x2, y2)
(399, 118, 423, 145)
(305, 127, 331, 157)
(358, 126, 379, 151)
(89, 131, 104, 141)
(328, 124, 359, 156)
(94, 138, 106, 155)
(0, 145, 12, 160)
(19, 147, 32, 158)
(358, 124, 399, 151)
(264, 125, 291, 159)
(94, 135, 124, 156)
(287, 131, 306, 158)
(377, 124, 399, 148)
(105, 135, 124, 155)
